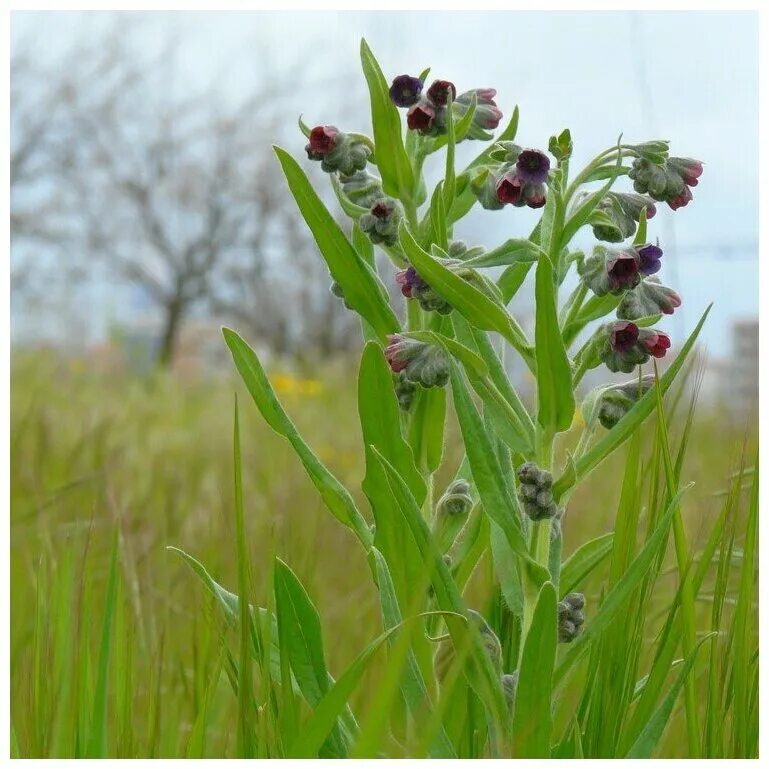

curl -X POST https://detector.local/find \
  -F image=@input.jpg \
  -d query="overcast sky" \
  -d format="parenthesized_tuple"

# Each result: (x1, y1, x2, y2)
(12, 10, 758, 354)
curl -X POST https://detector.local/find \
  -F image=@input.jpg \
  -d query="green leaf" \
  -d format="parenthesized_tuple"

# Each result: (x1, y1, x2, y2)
(223, 328, 372, 546)
(407, 385, 446, 475)
(464, 238, 544, 268)
(552, 305, 711, 501)
(274, 559, 347, 758)
(400, 224, 531, 358)
(360, 39, 414, 202)
(534, 253, 575, 433)
(429, 180, 448, 251)
(273, 146, 399, 342)
(559, 533, 614, 597)
(625, 635, 712, 758)
(513, 582, 558, 758)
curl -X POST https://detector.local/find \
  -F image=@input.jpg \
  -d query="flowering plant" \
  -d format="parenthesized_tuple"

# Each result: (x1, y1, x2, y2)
(180, 41, 716, 758)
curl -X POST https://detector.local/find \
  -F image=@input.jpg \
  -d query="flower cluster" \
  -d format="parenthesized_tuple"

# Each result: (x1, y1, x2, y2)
(384, 334, 450, 388)
(628, 156, 703, 210)
(579, 243, 666, 297)
(305, 125, 371, 176)
(558, 593, 585, 643)
(395, 265, 452, 314)
(617, 277, 681, 320)
(516, 462, 558, 521)
(471, 144, 551, 211)
(358, 197, 403, 246)
(436, 479, 473, 518)
(600, 321, 671, 374)
(389, 74, 502, 140)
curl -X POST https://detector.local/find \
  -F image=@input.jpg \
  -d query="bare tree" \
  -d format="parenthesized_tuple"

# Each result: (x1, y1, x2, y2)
(11, 18, 360, 365)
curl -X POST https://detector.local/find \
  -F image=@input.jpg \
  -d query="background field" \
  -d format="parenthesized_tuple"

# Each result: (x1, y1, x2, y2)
(10, 350, 757, 758)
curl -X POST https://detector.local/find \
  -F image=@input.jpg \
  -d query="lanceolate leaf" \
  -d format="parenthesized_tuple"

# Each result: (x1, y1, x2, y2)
(223, 328, 372, 546)
(360, 39, 415, 202)
(534, 253, 575, 433)
(513, 582, 558, 758)
(559, 533, 614, 597)
(273, 146, 399, 342)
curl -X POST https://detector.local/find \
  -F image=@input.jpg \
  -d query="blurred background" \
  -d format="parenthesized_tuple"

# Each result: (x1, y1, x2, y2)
(9, 10, 758, 758)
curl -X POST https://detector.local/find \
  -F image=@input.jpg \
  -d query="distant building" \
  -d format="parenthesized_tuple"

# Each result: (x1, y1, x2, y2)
(719, 318, 758, 417)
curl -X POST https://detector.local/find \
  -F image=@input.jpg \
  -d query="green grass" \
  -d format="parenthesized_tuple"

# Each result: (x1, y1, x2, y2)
(10, 352, 757, 758)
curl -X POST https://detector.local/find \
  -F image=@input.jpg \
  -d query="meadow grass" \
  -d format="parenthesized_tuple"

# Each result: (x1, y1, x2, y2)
(10, 352, 757, 758)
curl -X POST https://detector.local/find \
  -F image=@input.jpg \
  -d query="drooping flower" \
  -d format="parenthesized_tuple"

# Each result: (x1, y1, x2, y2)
(606, 250, 641, 292)
(384, 334, 450, 388)
(600, 321, 649, 373)
(496, 170, 524, 206)
(637, 243, 663, 275)
(453, 88, 503, 140)
(515, 148, 551, 185)
(667, 157, 704, 188)
(611, 320, 640, 352)
(306, 125, 339, 157)
(639, 328, 671, 358)
(389, 74, 423, 107)
(580, 245, 641, 296)
(629, 155, 703, 210)
(668, 184, 693, 211)
(426, 79, 457, 107)
(407, 102, 436, 132)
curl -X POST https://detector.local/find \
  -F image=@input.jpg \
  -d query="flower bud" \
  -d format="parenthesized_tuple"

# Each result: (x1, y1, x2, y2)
(516, 462, 558, 521)
(384, 334, 450, 388)
(436, 479, 473, 518)
(389, 74, 423, 108)
(548, 129, 573, 162)
(593, 375, 656, 429)
(395, 265, 452, 315)
(447, 240, 485, 261)
(339, 170, 384, 209)
(590, 192, 657, 243)
(579, 245, 641, 297)
(306, 127, 371, 175)
(558, 593, 585, 643)
(502, 671, 519, 712)
(454, 88, 503, 140)
(426, 79, 457, 107)
(407, 100, 437, 133)
(394, 372, 418, 412)
(617, 277, 681, 320)
(629, 155, 703, 210)
(358, 197, 403, 246)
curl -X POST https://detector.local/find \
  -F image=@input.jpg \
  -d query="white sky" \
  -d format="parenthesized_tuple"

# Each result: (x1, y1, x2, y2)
(11, 10, 759, 354)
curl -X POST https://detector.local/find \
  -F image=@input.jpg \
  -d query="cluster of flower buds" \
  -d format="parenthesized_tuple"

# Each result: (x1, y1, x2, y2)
(434, 610, 502, 682)
(394, 372, 418, 412)
(471, 143, 551, 211)
(516, 462, 558, 521)
(389, 75, 502, 140)
(587, 191, 657, 243)
(594, 375, 656, 429)
(395, 265, 452, 314)
(338, 169, 384, 209)
(557, 593, 585, 643)
(628, 156, 703, 210)
(436, 479, 473, 518)
(600, 321, 671, 373)
(305, 125, 371, 176)
(446, 239, 486, 261)
(579, 243, 666, 297)
(384, 334, 450, 388)
(358, 197, 403, 246)
(617, 276, 681, 320)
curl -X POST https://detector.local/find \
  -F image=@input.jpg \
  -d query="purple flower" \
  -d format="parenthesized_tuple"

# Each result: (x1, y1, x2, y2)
(426, 79, 457, 107)
(637, 243, 663, 275)
(395, 266, 427, 299)
(639, 329, 671, 358)
(606, 251, 641, 291)
(407, 102, 436, 132)
(610, 321, 640, 353)
(515, 149, 551, 185)
(389, 74, 423, 108)
(496, 170, 524, 206)
(307, 125, 339, 157)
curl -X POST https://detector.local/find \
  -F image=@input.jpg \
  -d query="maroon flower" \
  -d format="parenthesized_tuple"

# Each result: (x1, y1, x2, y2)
(637, 243, 663, 275)
(395, 266, 427, 299)
(307, 125, 339, 156)
(640, 329, 671, 358)
(496, 170, 524, 206)
(384, 335, 409, 373)
(389, 74, 423, 108)
(606, 252, 641, 291)
(407, 102, 436, 132)
(371, 199, 395, 219)
(610, 321, 640, 353)
(427, 79, 457, 107)
(668, 157, 703, 187)
(668, 185, 693, 211)
(516, 149, 551, 185)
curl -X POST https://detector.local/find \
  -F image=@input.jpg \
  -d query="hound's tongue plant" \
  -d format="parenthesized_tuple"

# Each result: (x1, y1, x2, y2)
(174, 40, 722, 758)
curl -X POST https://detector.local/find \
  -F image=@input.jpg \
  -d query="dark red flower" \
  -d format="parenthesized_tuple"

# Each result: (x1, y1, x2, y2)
(637, 243, 663, 275)
(371, 199, 395, 219)
(308, 125, 339, 156)
(426, 79, 457, 106)
(668, 185, 693, 210)
(496, 171, 524, 206)
(389, 74, 423, 108)
(384, 335, 409, 373)
(641, 330, 671, 358)
(522, 183, 547, 209)
(407, 102, 436, 132)
(516, 149, 551, 185)
(668, 157, 703, 187)
(606, 252, 641, 290)
(610, 321, 640, 353)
